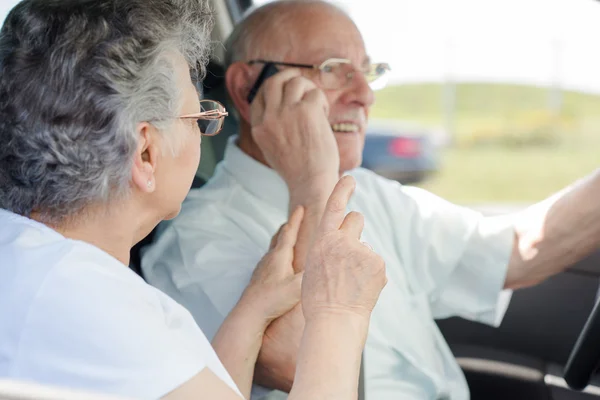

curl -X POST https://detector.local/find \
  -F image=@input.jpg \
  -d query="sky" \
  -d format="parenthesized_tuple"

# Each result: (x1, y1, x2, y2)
(1, 0, 599, 94)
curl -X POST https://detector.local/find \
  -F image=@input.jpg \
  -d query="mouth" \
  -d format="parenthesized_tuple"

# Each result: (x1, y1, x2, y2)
(331, 122, 360, 133)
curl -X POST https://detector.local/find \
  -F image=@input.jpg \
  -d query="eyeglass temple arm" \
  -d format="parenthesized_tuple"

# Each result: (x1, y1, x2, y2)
(248, 59, 317, 70)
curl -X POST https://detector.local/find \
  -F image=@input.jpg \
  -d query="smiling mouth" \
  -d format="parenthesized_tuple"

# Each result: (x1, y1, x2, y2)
(331, 123, 359, 133)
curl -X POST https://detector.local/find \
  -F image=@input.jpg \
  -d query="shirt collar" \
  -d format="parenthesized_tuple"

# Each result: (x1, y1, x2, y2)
(221, 135, 290, 211)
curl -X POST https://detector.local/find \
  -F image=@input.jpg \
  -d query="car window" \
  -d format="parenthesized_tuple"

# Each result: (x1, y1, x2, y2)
(251, 0, 600, 209)
(0, 0, 18, 21)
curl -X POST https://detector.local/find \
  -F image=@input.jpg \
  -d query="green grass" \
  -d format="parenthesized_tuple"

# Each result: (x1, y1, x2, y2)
(370, 83, 600, 203)
(372, 82, 600, 124)
(417, 146, 599, 203)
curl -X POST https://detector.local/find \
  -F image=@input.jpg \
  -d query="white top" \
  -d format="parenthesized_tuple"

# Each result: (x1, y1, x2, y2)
(142, 136, 515, 400)
(0, 209, 240, 400)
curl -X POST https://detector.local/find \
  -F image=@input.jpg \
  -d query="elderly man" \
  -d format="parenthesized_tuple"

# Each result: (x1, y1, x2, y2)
(142, 0, 600, 399)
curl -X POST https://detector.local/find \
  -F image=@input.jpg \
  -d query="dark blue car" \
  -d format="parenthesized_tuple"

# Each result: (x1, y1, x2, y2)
(361, 120, 440, 184)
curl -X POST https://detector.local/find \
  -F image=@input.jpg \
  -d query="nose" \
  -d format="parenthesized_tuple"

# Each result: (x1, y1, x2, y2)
(342, 70, 375, 109)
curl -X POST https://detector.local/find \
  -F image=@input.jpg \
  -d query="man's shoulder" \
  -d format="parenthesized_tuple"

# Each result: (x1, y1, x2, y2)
(349, 167, 381, 181)
(349, 168, 439, 207)
(182, 168, 241, 211)
(348, 168, 406, 205)
(142, 169, 270, 272)
(156, 163, 280, 243)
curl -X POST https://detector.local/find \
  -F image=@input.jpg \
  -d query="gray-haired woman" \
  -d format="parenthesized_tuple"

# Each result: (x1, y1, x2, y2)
(0, 0, 386, 399)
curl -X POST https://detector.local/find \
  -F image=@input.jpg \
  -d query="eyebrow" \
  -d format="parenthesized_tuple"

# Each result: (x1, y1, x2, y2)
(320, 54, 372, 66)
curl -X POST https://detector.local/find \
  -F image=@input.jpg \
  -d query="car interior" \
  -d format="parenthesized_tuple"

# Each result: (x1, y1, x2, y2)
(0, 0, 595, 399)
(127, 0, 600, 399)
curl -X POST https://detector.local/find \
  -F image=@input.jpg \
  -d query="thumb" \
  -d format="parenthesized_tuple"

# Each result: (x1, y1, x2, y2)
(277, 272, 304, 316)
(288, 272, 304, 296)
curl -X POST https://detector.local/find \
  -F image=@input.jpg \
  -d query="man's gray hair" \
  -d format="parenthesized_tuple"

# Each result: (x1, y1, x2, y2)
(0, 0, 213, 225)
(224, 0, 348, 70)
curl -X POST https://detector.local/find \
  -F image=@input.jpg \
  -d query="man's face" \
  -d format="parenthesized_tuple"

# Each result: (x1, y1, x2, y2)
(286, 9, 375, 173)
(247, 7, 375, 174)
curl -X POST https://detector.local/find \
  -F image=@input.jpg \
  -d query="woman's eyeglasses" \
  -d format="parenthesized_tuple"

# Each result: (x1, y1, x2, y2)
(179, 99, 228, 136)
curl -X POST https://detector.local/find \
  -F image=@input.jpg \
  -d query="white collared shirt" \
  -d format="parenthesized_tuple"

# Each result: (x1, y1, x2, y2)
(142, 136, 515, 400)
(0, 209, 240, 400)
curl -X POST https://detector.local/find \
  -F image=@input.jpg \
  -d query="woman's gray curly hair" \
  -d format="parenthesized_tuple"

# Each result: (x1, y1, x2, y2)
(0, 0, 213, 225)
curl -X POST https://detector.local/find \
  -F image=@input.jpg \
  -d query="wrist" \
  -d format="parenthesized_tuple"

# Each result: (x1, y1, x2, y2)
(287, 173, 338, 202)
(304, 308, 370, 342)
(235, 289, 272, 331)
(291, 309, 368, 399)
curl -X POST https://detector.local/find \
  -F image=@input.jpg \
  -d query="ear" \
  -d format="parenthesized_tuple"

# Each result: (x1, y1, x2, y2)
(226, 62, 255, 124)
(131, 122, 161, 193)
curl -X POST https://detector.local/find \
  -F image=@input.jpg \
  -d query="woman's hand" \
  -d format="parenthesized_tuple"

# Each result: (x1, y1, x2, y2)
(303, 175, 387, 323)
(288, 176, 387, 400)
(239, 206, 305, 326)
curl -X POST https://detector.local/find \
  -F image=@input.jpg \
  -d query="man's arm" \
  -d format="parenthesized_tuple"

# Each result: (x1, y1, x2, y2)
(249, 68, 340, 274)
(249, 70, 341, 391)
(504, 169, 600, 289)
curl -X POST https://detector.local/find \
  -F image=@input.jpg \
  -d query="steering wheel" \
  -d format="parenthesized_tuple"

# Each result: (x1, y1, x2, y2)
(564, 295, 600, 390)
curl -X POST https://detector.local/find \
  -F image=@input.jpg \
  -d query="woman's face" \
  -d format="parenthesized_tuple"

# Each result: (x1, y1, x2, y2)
(152, 52, 203, 220)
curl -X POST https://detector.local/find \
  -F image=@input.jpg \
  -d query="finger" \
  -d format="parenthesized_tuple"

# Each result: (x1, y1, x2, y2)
(288, 272, 303, 299)
(291, 271, 304, 290)
(282, 76, 317, 105)
(302, 87, 330, 116)
(318, 175, 356, 235)
(281, 272, 304, 313)
(361, 241, 374, 251)
(250, 87, 266, 127)
(261, 68, 302, 112)
(269, 224, 284, 251)
(277, 206, 305, 249)
(339, 211, 364, 240)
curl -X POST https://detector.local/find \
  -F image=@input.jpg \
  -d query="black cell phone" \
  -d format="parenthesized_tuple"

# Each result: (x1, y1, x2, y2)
(247, 62, 279, 104)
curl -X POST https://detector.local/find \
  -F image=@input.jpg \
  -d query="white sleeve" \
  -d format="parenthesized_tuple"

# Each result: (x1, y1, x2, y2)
(17, 260, 229, 400)
(385, 183, 514, 326)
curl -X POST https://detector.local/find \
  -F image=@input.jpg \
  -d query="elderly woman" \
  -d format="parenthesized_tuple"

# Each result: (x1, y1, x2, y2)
(0, 0, 386, 399)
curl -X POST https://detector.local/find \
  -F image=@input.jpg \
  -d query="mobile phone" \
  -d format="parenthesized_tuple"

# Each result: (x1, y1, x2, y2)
(247, 62, 279, 104)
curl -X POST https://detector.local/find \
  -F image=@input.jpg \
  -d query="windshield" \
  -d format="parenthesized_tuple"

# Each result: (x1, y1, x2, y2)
(251, 0, 600, 209)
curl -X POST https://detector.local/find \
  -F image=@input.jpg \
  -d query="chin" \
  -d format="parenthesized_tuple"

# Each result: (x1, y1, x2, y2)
(338, 147, 364, 173)
(163, 205, 182, 221)
(335, 133, 365, 173)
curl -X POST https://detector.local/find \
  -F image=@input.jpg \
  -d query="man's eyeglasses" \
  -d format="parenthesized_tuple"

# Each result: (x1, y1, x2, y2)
(178, 99, 228, 136)
(247, 58, 391, 91)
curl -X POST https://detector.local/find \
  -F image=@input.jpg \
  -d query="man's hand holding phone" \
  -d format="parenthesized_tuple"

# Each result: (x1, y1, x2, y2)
(249, 67, 340, 191)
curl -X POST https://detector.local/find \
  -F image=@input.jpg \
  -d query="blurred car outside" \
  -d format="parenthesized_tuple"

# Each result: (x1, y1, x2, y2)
(361, 119, 445, 184)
